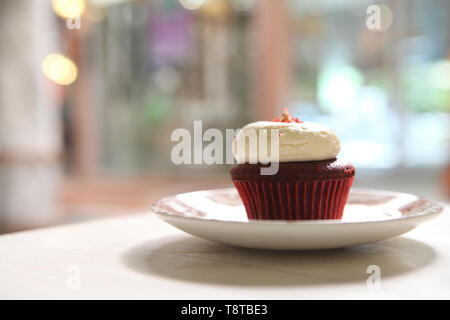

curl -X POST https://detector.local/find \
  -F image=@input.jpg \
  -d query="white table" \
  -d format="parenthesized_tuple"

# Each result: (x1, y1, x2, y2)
(0, 209, 449, 299)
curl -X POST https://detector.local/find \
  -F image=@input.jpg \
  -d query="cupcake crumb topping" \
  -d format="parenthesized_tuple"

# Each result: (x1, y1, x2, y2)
(273, 107, 303, 123)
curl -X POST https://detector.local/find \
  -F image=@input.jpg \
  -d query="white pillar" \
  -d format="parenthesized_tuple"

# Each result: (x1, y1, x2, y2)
(0, 1, 62, 232)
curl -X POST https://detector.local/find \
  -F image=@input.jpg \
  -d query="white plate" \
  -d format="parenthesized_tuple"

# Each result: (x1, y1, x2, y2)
(151, 188, 445, 250)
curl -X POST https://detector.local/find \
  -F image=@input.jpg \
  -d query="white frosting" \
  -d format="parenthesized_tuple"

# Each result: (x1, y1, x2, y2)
(233, 121, 340, 163)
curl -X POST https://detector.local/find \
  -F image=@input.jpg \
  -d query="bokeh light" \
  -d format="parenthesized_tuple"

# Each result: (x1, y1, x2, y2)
(42, 54, 78, 86)
(179, 0, 207, 10)
(428, 60, 450, 90)
(318, 65, 363, 113)
(52, 0, 85, 19)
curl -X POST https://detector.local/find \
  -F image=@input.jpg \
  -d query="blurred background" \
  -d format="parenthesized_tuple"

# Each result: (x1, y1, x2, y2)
(0, 0, 449, 233)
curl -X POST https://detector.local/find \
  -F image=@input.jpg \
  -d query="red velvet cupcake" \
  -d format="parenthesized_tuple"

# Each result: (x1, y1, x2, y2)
(231, 108, 355, 220)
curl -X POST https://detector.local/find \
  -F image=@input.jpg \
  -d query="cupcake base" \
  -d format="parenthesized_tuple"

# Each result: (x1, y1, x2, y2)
(230, 159, 355, 220)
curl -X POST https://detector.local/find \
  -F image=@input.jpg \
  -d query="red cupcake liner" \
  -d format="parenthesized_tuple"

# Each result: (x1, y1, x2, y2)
(233, 177, 354, 220)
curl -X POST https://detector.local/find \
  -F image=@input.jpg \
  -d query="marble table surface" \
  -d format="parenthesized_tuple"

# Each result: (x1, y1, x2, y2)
(0, 208, 449, 299)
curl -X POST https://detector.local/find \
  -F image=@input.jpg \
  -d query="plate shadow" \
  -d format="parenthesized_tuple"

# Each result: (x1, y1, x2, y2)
(120, 235, 436, 287)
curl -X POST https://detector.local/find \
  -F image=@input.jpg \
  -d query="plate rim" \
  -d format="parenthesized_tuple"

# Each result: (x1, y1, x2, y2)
(151, 187, 445, 226)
